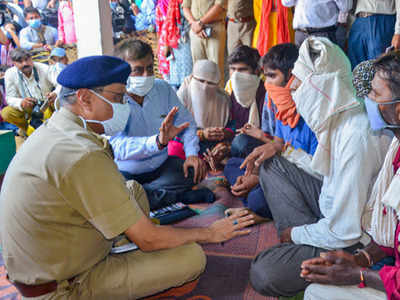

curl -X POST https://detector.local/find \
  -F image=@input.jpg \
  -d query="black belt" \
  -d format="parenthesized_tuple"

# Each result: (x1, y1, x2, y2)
(297, 25, 337, 34)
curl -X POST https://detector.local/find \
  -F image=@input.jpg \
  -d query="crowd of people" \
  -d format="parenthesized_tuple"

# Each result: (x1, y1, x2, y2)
(1, 0, 400, 300)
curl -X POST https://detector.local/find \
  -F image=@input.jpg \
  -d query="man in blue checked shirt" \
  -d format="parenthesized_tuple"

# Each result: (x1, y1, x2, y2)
(111, 39, 208, 210)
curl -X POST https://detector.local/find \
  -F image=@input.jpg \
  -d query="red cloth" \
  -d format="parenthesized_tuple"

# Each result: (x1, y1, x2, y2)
(165, 0, 182, 49)
(156, 5, 170, 77)
(379, 147, 400, 299)
(256, 0, 291, 56)
(264, 77, 300, 128)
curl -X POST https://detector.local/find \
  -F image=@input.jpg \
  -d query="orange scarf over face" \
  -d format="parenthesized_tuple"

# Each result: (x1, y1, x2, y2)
(257, 0, 291, 56)
(264, 77, 300, 128)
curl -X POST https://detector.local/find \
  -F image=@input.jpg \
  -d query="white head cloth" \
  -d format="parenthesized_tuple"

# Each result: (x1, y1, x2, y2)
(230, 71, 261, 128)
(177, 60, 230, 129)
(291, 37, 360, 177)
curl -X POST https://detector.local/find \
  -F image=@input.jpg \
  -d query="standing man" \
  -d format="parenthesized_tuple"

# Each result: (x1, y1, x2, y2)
(182, 0, 227, 84)
(111, 39, 208, 210)
(0, 55, 254, 300)
(226, 0, 255, 56)
(281, 0, 352, 47)
(348, 0, 400, 69)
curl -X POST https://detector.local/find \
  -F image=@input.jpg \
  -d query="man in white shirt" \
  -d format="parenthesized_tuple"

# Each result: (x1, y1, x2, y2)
(23, 0, 57, 10)
(281, 0, 352, 47)
(245, 37, 387, 297)
(0, 48, 57, 133)
(348, 0, 400, 69)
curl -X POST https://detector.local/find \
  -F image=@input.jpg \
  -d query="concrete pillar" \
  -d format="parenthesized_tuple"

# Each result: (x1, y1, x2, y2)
(73, 0, 114, 58)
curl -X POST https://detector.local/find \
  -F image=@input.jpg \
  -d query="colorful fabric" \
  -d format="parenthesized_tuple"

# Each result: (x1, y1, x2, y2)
(134, 0, 157, 31)
(165, 0, 182, 49)
(158, 0, 169, 16)
(256, 0, 292, 56)
(58, 0, 77, 44)
(265, 76, 300, 128)
(155, 4, 170, 77)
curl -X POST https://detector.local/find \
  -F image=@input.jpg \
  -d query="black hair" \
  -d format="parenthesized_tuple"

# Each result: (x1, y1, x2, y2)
(260, 43, 299, 79)
(114, 39, 154, 61)
(373, 51, 400, 99)
(23, 6, 40, 18)
(227, 45, 260, 72)
(9, 47, 31, 62)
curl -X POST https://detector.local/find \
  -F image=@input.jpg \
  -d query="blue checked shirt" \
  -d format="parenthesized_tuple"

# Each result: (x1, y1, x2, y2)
(110, 79, 199, 175)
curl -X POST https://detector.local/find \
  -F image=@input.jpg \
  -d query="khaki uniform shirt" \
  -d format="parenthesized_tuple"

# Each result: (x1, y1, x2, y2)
(182, 0, 227, 20)
(227, 0, 253, 19)
(355, 0, 400, 34)
(0, 108, 143, 284)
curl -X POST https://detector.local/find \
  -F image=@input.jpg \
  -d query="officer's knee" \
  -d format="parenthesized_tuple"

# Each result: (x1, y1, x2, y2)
(249, 254, 283, 297)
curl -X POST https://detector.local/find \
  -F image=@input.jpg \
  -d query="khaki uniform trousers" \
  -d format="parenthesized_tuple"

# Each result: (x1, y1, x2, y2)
(1, 106, 29, 130)
(24, 181, 207, 300)
(190, 21, 226, 85)
(227, 20, 255, 55)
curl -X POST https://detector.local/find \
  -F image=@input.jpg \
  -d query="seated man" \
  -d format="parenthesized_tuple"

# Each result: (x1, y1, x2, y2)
(176, 59, 233, 157)
(247, 37, 387, 297)
(224, 43, 318, 221)
(226, 45, 266, 157)
(0, 55, 254, 300)
(111, 39, 208, 210)
(302, 51, 400, 300)
(1, 48, 57, 134)
(19, 6, 59, 50)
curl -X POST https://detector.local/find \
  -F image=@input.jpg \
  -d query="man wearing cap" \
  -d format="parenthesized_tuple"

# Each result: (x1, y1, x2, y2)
(1, 47, 58, 134)
(0, 55, 254, 299)
(48, 47, 68, 85)
(111, 39, 208, 210)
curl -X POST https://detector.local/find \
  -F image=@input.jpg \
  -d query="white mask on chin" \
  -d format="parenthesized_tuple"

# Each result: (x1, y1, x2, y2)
(127, 76, 155, 96)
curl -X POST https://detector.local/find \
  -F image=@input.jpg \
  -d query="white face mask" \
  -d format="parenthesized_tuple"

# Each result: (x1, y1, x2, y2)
(85, 90, 131, 136)
(127, 76, 155, 96)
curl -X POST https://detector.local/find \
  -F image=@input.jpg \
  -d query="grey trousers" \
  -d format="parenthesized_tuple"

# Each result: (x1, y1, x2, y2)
(250, 156, 359, 297)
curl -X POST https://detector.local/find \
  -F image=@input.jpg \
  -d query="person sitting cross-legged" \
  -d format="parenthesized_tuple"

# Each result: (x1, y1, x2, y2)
(247, 37, 388, 298)
(110, 39, 210, 210)
(223, 43, 318, 222)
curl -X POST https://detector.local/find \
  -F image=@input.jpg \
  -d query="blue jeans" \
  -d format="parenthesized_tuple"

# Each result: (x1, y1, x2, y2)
(224, 157, 272, 219)
(348, 14, 396, 69)
(230, 134, 264, 158)
(121, 156, 195, 210)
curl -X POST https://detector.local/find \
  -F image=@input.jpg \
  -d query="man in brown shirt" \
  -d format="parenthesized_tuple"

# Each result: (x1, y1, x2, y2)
(183, 0, 227, 84)
(0, 55, 254, 299)
(226, 0, 255, 55)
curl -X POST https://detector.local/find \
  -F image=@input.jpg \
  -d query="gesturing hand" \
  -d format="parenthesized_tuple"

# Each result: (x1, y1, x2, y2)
(300, 251, 360, 286)
(240, 143, 277, 176)
(207, 209, 254, 243)
(158, 107, 190, 145)
(236, 123, 264, 141)
(21, 97, 36, 110)
(231, 174, 259, 198)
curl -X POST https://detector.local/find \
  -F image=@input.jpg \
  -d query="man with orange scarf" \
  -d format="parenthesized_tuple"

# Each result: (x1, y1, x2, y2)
(224, 43, 318, 222)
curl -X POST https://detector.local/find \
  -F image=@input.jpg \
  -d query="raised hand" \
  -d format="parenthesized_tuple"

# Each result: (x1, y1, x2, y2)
(158, 107, 190, 145)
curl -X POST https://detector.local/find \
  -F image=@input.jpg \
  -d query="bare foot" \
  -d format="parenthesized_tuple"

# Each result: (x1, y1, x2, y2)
(224, 207, 271, 225)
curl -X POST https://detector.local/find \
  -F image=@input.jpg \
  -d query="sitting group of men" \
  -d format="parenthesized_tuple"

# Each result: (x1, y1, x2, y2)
(1, 35, 400, 300)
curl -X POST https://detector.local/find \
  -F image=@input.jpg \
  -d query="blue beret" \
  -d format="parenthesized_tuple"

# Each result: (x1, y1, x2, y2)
(57, 55, 131, 88)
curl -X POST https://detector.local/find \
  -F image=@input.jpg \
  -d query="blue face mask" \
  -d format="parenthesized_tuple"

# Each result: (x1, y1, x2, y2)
(28, 19, 41, 29)
(110, 2, 118, 9)
(364, 96, 400, 130)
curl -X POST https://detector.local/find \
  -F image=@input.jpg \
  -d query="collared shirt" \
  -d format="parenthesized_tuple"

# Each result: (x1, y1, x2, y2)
(182, 0, 227, 20)
(110, 79, 199, 175)
(227, 0, 253, 19)
(19, 25, 58, 50)
(281, 0, 352, 29)
(355, 0, 400, 34)
(4, 62, 57, 110)
(0, 108, 142, 284)
(291, 108, 387, 249)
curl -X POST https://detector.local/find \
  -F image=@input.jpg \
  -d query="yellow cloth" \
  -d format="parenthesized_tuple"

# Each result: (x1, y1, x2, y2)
(252, 2, 295, 51)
